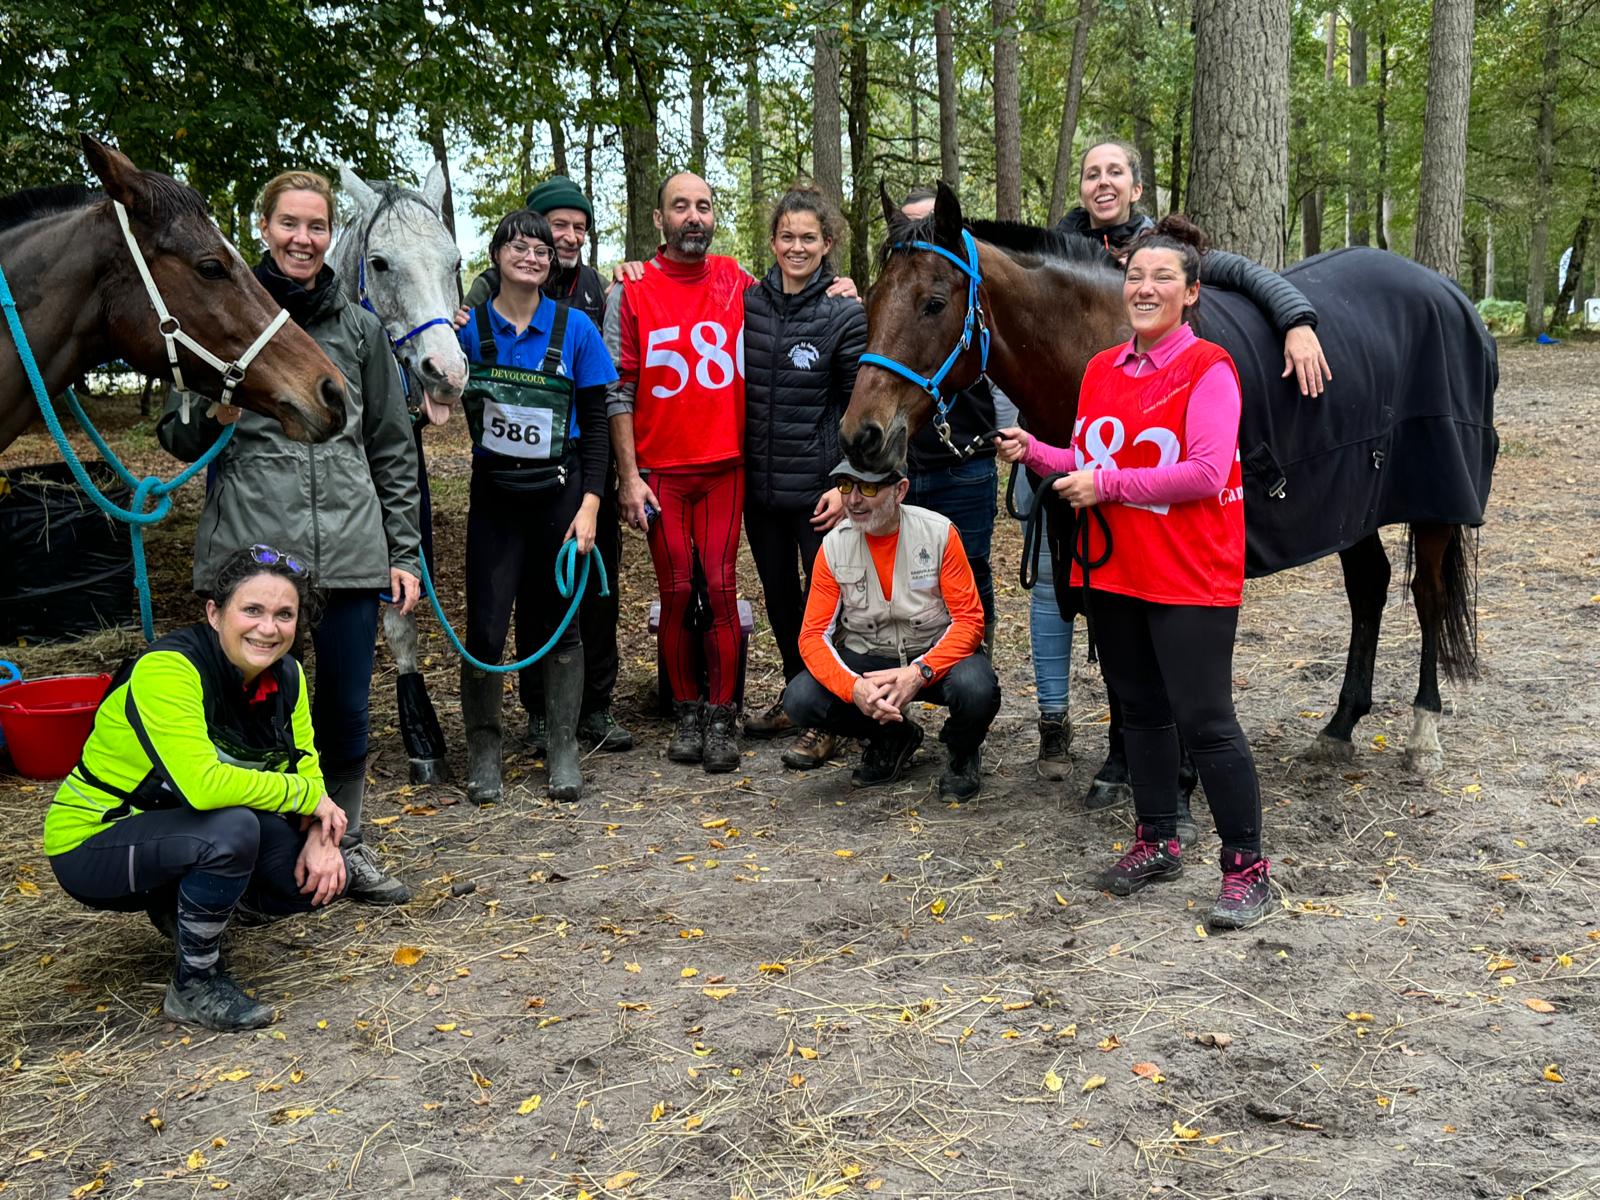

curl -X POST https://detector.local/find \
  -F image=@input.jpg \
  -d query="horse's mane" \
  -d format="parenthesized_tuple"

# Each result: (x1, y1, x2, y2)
(881, 212, 1118, 275)
(0, 184, 97, 234)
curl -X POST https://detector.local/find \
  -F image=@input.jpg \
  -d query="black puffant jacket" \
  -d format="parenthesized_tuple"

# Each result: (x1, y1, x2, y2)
(742, 262, 868, 511)
(1056, 207, 1318, 334)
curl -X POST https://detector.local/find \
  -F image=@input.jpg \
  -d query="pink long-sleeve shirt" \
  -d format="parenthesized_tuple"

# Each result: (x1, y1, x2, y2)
(1022, 324, 1241, 508)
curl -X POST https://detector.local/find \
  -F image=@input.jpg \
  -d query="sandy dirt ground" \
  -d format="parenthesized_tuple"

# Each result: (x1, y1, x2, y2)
(0, 338, 1596, 1200)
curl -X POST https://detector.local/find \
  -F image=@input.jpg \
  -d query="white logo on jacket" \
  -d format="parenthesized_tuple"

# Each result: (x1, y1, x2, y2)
(787, 341, 820, 369)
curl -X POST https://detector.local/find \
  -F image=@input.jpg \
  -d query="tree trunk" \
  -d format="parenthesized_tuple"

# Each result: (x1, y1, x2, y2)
(993, 0, 1022, 220)
(1551, 168, 1598, 328)
(1483, 212, 1495, 299)
(813, 27, 844, 207)
(1168, 95, 1184, 215)
(1186, 0, 1289, 266)
(1297, 112, 1320, 259)
(424, 115, 456, 238)
(909, 31, 922, 174)
(748, 52, 765, 266)
(847, 0, 872, 281)
(1300, 9, 1334, 258)
(1346, 22, 1369, 246)
(620, 54, 661, 263)
(518, 118, 534, 197)
(1522, 0, 1560, 337)
(1413, 0, 1475, 278)
(549, 117, 568, 178)
(1376, 27, 1389, 251)
(689, 42, 708, 175)
(1047, 0, 1097, 224)
(936, 5, 959, 186)
(584, 65, 599, 267)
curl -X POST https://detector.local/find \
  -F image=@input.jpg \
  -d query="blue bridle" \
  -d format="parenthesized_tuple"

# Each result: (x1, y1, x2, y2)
(857, 227, 991, 457)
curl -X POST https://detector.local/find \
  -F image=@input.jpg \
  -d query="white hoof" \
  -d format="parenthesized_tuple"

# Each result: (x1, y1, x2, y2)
(1404, 707, 1444, 775)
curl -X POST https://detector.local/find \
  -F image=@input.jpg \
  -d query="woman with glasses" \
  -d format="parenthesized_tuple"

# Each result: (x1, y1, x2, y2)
(44, 547, 349, 1031)
(158, 170, 422, 907)
(455, 209, 616, 806)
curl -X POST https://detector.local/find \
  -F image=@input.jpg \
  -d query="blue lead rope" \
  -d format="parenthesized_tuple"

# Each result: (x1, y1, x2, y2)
(0, 262, 236, 641)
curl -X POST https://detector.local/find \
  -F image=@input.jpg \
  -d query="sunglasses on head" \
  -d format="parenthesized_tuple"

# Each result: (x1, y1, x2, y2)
(249, 543, 307, 576)
(834, 477, 896, 497)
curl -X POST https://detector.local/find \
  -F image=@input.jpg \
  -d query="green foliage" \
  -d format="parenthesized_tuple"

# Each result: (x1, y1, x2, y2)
(1475, 297, 1525, 336)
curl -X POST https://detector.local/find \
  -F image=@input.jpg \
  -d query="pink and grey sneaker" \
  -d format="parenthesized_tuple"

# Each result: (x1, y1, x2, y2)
(1099, 825, 1183, 896)
(1208, 851, 1272, 930)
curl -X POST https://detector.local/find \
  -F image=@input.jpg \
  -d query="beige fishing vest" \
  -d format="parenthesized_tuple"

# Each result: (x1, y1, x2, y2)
(824, 504, 953, 663)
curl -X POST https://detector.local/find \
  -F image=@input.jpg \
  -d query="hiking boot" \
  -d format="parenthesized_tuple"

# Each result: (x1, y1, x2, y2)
(668, 701, 705, 763)
(852, 722, 924, 788)
(781, 728, 837, 770)
(1036, 713, 1071, 781)
(343, 841, 411, 905)
(578, 709, 634, 752)
(1099, 825, 1184, 896)
(163, 971, 274, 1032)
(1208, 851, 1272, 931)
(702, 704, 741, 774)
(939, 747, 984, 802)
(526, 712, 549, 756)
(744, 699, 794, 740)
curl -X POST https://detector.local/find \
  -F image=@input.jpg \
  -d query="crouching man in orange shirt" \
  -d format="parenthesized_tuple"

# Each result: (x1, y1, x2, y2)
(783, 459, 1000, 801)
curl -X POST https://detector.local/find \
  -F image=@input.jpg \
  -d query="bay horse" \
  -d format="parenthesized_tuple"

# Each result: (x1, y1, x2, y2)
(0, 134, 345, 455)
(842, 183, 1497, 789)
(330, 164, 468, 785)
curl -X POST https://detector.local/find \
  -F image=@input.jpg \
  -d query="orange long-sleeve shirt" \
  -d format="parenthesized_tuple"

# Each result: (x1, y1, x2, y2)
(798, 524, 985, 703)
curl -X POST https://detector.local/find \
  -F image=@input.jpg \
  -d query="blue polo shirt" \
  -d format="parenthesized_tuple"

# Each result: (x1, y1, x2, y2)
(458, 295, 618, 440)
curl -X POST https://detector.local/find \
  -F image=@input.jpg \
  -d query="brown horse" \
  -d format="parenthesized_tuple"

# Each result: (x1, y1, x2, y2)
(843, 182, 1497, 784)
(0, 134, 345, 455)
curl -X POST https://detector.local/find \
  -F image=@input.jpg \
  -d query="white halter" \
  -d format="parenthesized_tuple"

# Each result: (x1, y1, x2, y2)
(112, 200, 291, 421)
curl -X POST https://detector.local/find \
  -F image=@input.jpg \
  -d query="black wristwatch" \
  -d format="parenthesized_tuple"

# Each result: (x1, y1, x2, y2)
(914, 658, 934, 683)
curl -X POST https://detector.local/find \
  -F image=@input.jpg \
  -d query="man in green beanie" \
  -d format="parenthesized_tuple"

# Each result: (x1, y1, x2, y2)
(456, 176, 632, 753)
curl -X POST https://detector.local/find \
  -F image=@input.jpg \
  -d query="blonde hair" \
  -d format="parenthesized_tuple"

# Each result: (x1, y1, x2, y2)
(258, 170, 336, 228)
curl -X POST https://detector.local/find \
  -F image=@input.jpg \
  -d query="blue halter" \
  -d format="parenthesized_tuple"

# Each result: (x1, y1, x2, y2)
(857, 228, 991, 456)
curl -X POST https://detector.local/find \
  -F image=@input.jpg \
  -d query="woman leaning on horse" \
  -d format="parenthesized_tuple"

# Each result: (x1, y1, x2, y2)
(43, 547, 350, 1032)
(157, 169, 422, 907)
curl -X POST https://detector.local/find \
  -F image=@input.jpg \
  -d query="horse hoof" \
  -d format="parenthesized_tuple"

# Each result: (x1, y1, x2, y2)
(1083, 778, 1132, 812)
(409, 757, 452, 786)
(1304, 733, 1356, 764)
(1403, 747, 1444, 776)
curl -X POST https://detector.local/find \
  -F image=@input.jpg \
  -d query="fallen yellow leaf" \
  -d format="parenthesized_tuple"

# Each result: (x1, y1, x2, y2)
(1043, 1069, 1064, 1093)
(624, 962, 641, 973)
(680, 967, 699, 978)
(1524, 998, 1556, 1014)
(1096, 1035, 1121, 1051)
(788, 1072, 806, 1087)
(1173, 1121, 1201, 1140)
(757, 962, 787, 974)
(392, 945, 425, 967)
(604, 1170, 640, 1189)
(215, 1069, 251, 1083)
(1543, 1064, 1565, 1083)
(1081, 1074, 1107, 1093)
(678, 928, 704, 939)
(15, 880, 40, 897)
(702, 986, 736, 1001)
(517, 1094, 542, 1115)
(702, 818, 729, 829)
(434, 1023, 457, 1032)
(797, 1046, 819, 1060)
(1345, 1012, 1375, 1023)
(186, 1150, 207, 1170)
(817, 1184, 850, 1199)
(1054, 892, 1069, 907)
(683, 1113, 704, 1130)
(834, 849, 855, 858)
(841, 1164, 863, 1179)
(929, 897, 947, 916)
(649, 1101, 667, 1121)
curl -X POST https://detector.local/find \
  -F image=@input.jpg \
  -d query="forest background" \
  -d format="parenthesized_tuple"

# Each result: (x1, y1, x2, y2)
(2, 0, 1596, 337)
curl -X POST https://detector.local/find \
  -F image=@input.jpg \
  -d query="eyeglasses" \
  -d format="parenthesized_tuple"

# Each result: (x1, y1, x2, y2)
(835, 477, 896, 497)
(249, 544, 307, 575)
(506, 241, 554, 263)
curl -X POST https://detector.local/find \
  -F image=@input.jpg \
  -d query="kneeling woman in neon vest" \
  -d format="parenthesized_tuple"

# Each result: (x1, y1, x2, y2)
(455, 209, 616, 806)
(43, 546, 350, 1031)
(995, 215, 1271, 931)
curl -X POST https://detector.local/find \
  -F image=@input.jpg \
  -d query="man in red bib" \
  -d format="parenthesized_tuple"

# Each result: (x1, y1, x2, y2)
(607, 172, 755, 773)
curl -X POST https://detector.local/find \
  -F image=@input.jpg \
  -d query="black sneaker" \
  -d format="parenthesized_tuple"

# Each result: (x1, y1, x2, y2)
(1099, 825, 1184, 896)
(163, 972, 274, 1032)
(343, 842, 411, 905)
(527, 712, 549, 756)
(579, 709, 634, 752)
(667, 701, 704, 763)
(1036, 713, 1071, 781)
(939, 747, 984, 802)
(1208, 851, 1272, 930)
(852, 723, 924, 788)
(702, 704, 741, 773)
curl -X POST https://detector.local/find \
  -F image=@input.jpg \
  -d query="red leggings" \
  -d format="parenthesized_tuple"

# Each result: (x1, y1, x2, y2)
(647, 466, 745, 705)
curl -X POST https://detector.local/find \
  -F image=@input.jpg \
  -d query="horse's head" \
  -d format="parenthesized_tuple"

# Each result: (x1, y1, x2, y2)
(336, 164, 467, 422)
(81, 134, 346, 443)
(841, 181, 985, 474)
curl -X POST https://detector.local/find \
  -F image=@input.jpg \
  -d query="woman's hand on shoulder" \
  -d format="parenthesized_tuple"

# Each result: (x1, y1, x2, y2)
(1282, 325, 1332, 398)
(811, 487, 846, 532)
(993, 426, 1031, 464)
(827, 276, 861, 303)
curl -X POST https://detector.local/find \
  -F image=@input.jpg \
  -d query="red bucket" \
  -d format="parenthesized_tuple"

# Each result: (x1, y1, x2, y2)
(0, 674, 112, 780)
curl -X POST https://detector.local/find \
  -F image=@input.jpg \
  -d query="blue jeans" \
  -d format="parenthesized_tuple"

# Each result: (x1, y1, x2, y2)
(1011, 466, 1073, 715)
(906, 457, 998, 626)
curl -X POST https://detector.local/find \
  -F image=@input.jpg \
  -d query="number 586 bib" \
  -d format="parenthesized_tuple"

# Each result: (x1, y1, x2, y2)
(461, 302, 576, 466)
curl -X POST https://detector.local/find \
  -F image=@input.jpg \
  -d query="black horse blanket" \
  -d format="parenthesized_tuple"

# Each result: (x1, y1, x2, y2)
(1191, 247, 1498, 576)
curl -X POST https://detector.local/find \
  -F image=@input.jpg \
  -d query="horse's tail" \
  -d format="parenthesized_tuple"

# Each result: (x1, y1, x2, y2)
(1407, 524, 1480, 682)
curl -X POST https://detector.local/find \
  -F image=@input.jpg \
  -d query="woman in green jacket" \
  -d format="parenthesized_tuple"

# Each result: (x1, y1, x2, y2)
(158, 170, 420, 906)
(45, 547, 348, 1031)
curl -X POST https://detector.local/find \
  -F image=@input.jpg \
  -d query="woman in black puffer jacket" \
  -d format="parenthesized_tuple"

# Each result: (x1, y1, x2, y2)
(741, 186, 867, 768)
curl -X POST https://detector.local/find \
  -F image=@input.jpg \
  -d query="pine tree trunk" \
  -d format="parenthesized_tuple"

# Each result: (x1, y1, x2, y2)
(813, 28, 844, 207)
(993, 0, 1022, 220)
(1346, 23, 1369, 246)
(748, 54, 766, 267)
(620, 54, 660, 263)
(909, 31, 922, 172)
(690, 43, 708, 175)
(1376, 27, 1390, 251)
(1413, 0, 1475, 278)
(1522, 0, 1560, 337)
(936, 5, 959, 186)
(1483, 213, 1495, 299)
(848, 0, 873, 281)
(549, 118, 568, 178)
(1168, 95, 1184, 215)
(1552, 168, 1598, 328)
(1047, 0, 1097, 224)
(518, 119, 534, 197)
(1186, 0, 1289, 266)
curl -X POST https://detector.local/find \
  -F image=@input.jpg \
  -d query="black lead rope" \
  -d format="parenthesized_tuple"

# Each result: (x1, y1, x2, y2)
(1018, 471, 1112, 663)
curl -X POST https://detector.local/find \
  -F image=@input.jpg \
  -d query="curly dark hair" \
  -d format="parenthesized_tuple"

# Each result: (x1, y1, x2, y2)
(210, 545, 324, 629)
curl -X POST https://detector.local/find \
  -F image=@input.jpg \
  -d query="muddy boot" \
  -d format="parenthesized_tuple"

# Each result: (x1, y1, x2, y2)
(329, 775, 410, 904)
(578, 709, 633, 752)
(544, 651, 584, 803)
(702, 704, 741, 774)
(164, 971, 274, 1032)
(1036, 712, 1071, 781)
(668, 701, 705, 763)
(744, 698, 794, 740)
(459, 665, 504, 806)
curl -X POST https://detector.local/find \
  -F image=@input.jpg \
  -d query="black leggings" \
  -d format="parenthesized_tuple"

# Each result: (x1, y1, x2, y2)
(745, 499, 826, 683)
(1090, 590, 1261, 854)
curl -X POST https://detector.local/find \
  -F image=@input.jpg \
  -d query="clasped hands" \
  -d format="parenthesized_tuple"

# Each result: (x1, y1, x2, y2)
(294, 794, 349, 906)
(852, 664, 926, 724)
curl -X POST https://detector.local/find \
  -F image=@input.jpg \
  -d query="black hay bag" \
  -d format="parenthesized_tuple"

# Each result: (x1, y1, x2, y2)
(0, 462, 135, 643)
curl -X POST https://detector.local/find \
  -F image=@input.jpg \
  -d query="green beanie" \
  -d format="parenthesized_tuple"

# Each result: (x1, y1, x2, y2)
(526, 176, 593, 223)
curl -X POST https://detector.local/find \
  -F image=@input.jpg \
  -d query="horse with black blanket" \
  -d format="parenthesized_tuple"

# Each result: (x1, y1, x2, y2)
(842, 183, 1497, 785)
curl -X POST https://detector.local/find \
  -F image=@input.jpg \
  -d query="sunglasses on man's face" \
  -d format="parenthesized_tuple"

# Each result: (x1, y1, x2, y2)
(249, 543, 308, 575)
(835, 477, 895, 497)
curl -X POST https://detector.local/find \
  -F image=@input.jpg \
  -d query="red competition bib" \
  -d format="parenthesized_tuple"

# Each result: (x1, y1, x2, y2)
(624, 255, 749, 471)
(1069, 337, 1245, 606)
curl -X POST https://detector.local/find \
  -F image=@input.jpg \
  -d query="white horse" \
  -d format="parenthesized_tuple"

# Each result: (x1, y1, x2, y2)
(332, 164, 468, 784)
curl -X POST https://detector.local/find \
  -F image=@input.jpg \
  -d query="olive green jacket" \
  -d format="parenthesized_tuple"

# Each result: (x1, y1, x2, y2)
(158, 285, 421, 591)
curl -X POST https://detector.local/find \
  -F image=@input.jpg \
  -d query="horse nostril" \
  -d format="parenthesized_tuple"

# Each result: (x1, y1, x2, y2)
(318, 376, 347, 426)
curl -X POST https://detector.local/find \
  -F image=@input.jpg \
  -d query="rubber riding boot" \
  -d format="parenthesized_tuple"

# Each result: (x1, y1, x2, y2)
(668, 701, 705, 763)
(327, 774, 410, 904)
(544, 651, 585, 803)
(460, 665, 504, 806)
(1036, 712, 1072, 781)
(527, 711, 548, 757)
(702, 704, 741, 774)
(164, 971, 274, 1032)
(579, 709, 634, 752)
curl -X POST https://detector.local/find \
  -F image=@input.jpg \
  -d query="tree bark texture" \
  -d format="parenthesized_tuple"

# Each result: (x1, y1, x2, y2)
(1552, 168, 1599, 328)
(585, 65, 599, 267)
(1522, 0, 1560, 336)
(993, 0, 1022, 220)
(936, 5, 959, 186)
(1346, 22, 1369, 246)
(848, 0, 872, 281)
(747, 53, 766, 267)
(620, 55, 660, 263)
(1413, 0, 1475, 278)
(1376, 27, 1390, 250)
(813, 27, 844, 207)
(690, 43, 708, 175)
(1047, 0, 1097, 224)
(1186, 0, 1289, 267)
(549, 117, 568, 178)
(1483, 213, 1495, 299)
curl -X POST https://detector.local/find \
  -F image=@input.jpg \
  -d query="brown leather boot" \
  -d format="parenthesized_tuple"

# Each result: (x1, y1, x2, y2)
(780, 728, 837, 770)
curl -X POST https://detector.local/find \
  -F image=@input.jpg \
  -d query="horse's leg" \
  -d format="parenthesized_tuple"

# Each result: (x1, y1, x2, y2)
(1403, 523, 1473, 774)
(391, 425, 450, 784)
(1175, 738, 1200, 846)
(1084, 684, 1133, 811)
(1307, 532, 1389, 763)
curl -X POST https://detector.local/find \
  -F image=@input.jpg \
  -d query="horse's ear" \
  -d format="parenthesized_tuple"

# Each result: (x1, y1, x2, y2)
(81, 133, 147, 211)
(338, 164, 378, 212)
(421, 162, 448, 214)
(880, 181, 900, 229)
(933, 181, 963, 249)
